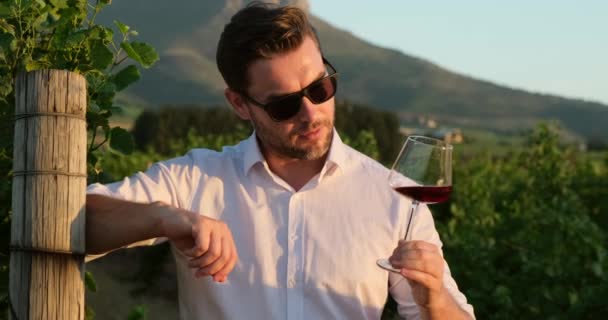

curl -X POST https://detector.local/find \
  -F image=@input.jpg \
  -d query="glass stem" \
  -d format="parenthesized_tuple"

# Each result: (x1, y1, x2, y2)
(403, 200, 419, 241)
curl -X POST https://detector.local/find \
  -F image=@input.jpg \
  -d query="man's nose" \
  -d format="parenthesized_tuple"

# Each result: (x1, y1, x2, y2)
(297, 96, 318, 122)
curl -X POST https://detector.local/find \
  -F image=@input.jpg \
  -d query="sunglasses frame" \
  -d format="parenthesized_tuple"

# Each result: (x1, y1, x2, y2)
(240, 57, 339, 122)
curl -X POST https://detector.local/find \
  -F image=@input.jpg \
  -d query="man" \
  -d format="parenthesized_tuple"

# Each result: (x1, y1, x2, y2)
(86, 2, 475, 319)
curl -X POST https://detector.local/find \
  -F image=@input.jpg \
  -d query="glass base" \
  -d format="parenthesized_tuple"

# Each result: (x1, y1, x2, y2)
(376, 258, 401, 273)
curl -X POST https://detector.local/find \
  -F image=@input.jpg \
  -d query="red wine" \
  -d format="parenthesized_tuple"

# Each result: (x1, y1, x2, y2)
(393, 186, 452, 203)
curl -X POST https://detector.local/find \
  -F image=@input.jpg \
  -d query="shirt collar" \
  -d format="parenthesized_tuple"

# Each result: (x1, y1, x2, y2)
(323, 128, 349, 174)
(241, 128, 350, 176)
(242, 133, 265, 175)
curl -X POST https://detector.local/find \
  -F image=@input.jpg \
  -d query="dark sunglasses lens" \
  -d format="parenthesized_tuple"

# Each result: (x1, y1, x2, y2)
(307, 76, 337, 103)
(265, 75, 337, 121)
(266, 96, 302, 121)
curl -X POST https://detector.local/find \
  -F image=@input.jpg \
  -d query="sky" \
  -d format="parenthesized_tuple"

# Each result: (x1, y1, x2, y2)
(311, 1, 608, 105)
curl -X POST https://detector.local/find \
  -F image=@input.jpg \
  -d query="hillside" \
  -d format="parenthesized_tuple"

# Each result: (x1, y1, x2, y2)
(97, 0, 608, 140)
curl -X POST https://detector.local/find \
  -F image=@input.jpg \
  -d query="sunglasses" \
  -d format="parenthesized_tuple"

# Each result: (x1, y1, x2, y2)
(240, 58, 339, 122)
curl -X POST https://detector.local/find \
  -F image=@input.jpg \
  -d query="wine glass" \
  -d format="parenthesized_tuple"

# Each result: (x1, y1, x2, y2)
(376, 135, 453, 272)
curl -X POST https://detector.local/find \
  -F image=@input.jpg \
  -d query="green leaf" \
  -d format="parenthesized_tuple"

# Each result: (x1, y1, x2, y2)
(47, 8, 62, 25)
(49, 0, 68, 9)
(32, 9, 50, 31)
(591, 262, 603, 277)
(0, 19, 15, 35)
(87, 152, 98, 167)
(85, 271, 97, 292)
(114, 20, 129, 36)
(90, 40, 113, 70)
(99, 27, 114, 43)
(93, 81, 116, 109)
(0, 3, 11, 18)
(120, 41, 158, 68)
(65, 30, 86, 47)
(109, 127, 134, 155)
(55, 7, 82, 25)
(8, 38, 17, 52)
(0, 33, 14, 52)
(18, 0, 34, 11)
(85, 305, 96, 320)
(34, 0, 46, 9)
(25, 59, 50, 72)
(112, 65, 140, 91)
(120, 42, 138, 60)
(127, 305, 147, 320)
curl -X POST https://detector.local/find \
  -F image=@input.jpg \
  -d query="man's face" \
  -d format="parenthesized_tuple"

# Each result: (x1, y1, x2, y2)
(243, 36, 335, 161)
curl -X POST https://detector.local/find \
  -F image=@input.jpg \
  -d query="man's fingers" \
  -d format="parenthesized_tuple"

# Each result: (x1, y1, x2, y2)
(184, 220, 212, 257)
(397, 240, 440, 253)
(391, 256, 433, 273)
(212, 237, 238, 279)
(169, 215, 238, 281)
(212, 274, 228, 283)
(390, 248, 444, 279)
(391, 246, 438, 263)
(214, 253, 237, 281)
(400, 268, 440, 291)
(195, 236, 233, 276)
(213, 237, 239, 282)
(189, 231, 222, 267)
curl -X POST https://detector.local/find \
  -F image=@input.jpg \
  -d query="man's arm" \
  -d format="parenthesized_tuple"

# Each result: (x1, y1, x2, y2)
(86, 194, 238, 282)
(86, 194, 164, 254)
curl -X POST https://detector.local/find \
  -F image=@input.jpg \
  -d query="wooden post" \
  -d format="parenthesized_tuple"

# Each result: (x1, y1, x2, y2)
(9, 70, 87, 319)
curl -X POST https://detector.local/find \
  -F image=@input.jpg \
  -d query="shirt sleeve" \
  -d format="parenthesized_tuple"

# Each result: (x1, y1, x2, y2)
(85, 153, 196, 255)
(388, 203, 476, 319)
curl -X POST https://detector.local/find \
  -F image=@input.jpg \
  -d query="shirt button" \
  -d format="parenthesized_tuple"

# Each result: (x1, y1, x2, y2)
(290, 234, 298, 242)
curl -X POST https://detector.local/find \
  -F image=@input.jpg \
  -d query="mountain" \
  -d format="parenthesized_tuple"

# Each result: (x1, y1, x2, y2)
(96, 0, 608, 141)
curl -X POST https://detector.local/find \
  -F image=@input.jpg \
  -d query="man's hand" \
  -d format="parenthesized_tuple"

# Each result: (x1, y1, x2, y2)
(389, 240, 449, 310)
(156, 202, 238, 283)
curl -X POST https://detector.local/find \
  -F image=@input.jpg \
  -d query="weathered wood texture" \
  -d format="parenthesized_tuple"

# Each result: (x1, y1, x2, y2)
(10, 70, 87, 319)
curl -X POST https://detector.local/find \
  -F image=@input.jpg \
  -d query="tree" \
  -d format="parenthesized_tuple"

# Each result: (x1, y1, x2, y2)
(335, 100, 401, 165)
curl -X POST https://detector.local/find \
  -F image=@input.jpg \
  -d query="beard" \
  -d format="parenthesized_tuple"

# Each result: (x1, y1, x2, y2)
(250, 111, 334, 161)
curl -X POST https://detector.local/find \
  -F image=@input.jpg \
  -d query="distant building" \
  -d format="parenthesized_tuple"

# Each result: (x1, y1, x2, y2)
(430, 128, 464, 144)
(398, 126, 464, 144)
(417, 116, 438, 129)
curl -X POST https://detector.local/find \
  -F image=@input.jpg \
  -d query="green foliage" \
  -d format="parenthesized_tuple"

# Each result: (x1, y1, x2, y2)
(437, 124, 608, 319)
(341, 129, 380, 160)
(131, 106, 251, 155)
(85, 271, 97, 293)
(334, 100, 401, 165)
(0, 0, 157, 317)
(166, 128, 248, 155)
(109, 127, 135, 155)
(127, 305, 147, 320)
(120, 41, 158, 69)
(0, 0, 159, 167)
(85, 305, 96, 320)
(96, 149, 164, 183)
(112, 64, 140, 91)
(574, 153, 608, 231)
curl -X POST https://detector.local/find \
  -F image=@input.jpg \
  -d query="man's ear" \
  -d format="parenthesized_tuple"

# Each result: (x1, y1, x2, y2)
(225, 88, 251, 120)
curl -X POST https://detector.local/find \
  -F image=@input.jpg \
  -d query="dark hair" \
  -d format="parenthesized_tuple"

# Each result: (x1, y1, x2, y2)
(216, 1, 321, 93)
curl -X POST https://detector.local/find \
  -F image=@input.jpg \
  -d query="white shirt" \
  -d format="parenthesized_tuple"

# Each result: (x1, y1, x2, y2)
(87, 130, 475, 320)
